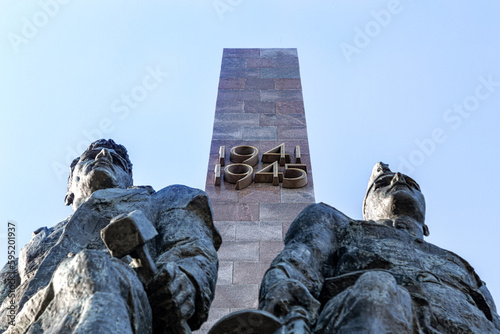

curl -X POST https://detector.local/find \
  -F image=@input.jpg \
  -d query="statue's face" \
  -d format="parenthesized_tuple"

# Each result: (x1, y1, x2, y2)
(365, 172, 426, 225)
(67, 146, 131, 209)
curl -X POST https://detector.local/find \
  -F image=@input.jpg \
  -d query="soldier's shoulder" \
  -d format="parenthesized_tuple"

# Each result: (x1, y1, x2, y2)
(288, 202, 351, 232)
(298, 202, 350, 223)
(153, 185, 220, 248)
(153, 184, 208, 204)
(152, 185, 213, 218)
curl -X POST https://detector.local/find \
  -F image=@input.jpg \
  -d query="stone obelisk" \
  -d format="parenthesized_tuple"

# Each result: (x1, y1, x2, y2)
(200, 48, 315, 332)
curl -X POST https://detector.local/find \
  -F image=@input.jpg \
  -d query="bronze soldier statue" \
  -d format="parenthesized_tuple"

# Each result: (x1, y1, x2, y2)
(212, 162, 500, 333)
(258, 162, 500, 333)
(0, 139, 221, 334)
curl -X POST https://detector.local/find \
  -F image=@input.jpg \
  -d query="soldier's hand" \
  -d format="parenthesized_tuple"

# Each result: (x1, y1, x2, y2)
(147, 262, 196, 325)
(259, 279, 320, 322)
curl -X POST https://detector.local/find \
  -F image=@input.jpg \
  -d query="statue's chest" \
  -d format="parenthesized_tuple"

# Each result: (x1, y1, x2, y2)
(20, 189, 155, 280)
(82, 188, 154, 223)
(331, 222, 474, 286)
(70, 189, 156, 249)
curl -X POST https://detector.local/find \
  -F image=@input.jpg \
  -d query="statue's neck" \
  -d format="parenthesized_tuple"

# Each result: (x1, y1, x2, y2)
(71, 196, 87, 211)
(71, 188, 119, 212)
(375, 216, 424, 239)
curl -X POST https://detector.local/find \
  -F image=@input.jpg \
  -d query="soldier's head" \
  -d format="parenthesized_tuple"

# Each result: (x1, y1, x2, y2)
(65, 139, 133, 211)
(363, 162, 429, 237)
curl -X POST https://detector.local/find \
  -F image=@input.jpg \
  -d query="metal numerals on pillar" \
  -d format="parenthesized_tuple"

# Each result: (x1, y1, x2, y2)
(214, 143, 308, 190)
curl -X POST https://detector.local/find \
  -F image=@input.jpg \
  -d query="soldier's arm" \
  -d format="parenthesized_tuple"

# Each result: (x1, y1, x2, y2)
(259, 203, 348, 322)
(149, 185, 221, 331)
(477, 282, 500, 330)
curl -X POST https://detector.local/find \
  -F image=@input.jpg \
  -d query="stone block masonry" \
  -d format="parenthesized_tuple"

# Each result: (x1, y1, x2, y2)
(197, 48, 315, 333)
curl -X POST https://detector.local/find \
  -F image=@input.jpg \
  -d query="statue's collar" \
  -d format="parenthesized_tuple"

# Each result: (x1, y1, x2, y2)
(87, 186, 153, 202)
(375, 218, 424, 239)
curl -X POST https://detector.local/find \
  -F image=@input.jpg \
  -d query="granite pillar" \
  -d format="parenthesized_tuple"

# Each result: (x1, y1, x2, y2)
(198, 48, 315, 333)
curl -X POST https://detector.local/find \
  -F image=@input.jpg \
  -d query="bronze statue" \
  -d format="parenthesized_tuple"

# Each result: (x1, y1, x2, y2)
(212, 162, 500, 333)
(0, 139, 221, 334)
(259, 162, 500, 333)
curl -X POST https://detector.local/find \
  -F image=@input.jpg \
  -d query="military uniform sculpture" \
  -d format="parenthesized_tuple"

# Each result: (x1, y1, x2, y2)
(212, 162, 500, 333)
(0, 139, 221, 334)
(259, 162, 500, 333)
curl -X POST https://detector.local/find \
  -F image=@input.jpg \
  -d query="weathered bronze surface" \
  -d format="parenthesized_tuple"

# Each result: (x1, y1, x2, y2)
(259, 162, 500, 333)
(0, 139, 221, 334)
(221, 162, 500, 333)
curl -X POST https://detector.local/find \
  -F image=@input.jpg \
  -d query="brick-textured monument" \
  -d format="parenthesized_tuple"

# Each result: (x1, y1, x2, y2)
(199, 48, 315, 332)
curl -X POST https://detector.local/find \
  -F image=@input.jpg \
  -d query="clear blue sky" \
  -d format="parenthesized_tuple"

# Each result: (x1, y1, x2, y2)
(2, 0, 500, 305)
